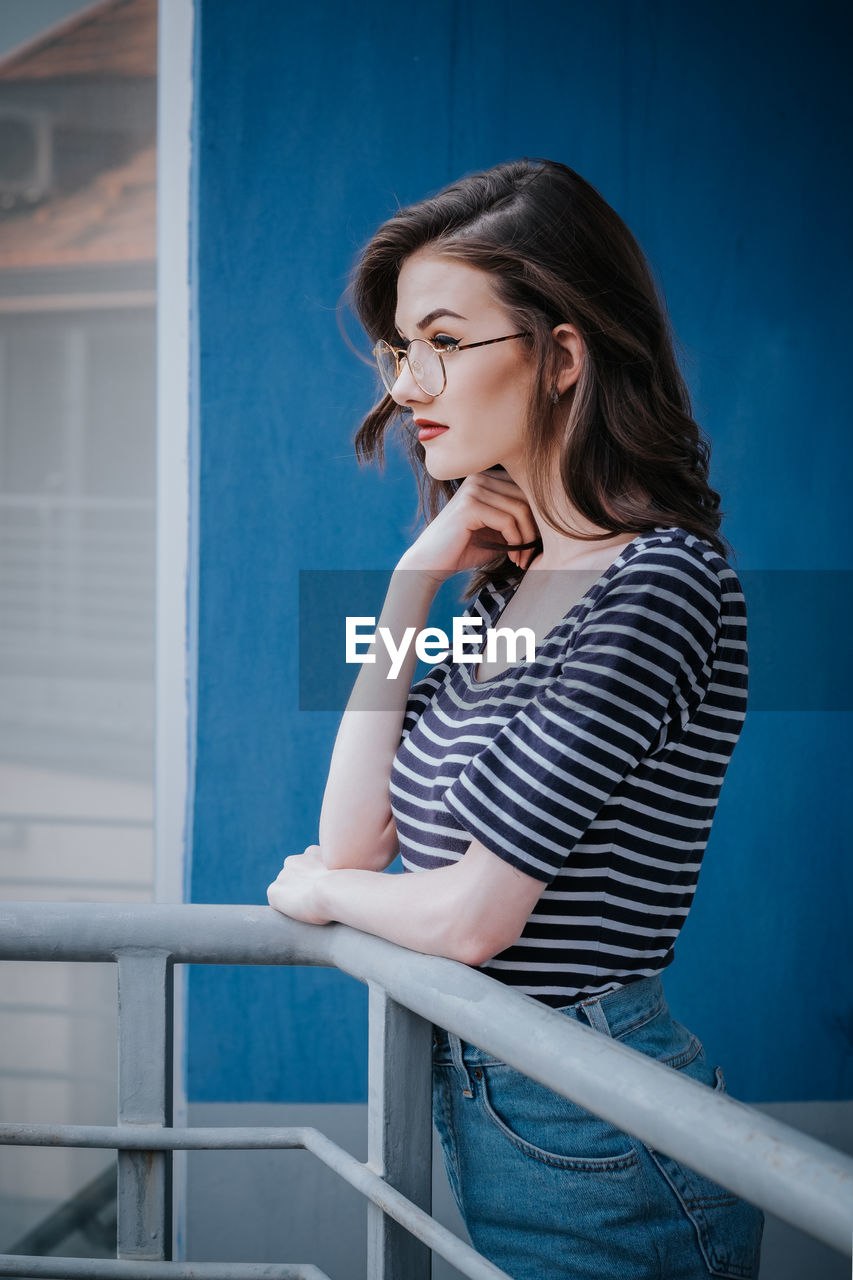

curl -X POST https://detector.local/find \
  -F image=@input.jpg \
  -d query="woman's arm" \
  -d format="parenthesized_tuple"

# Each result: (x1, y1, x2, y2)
(315, 469, 539, 873)
(267, 840, 547, 966)
(317, 563, 441, 871)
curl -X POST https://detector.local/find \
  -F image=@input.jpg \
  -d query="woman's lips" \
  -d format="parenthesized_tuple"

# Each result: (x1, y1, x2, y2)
(415, 420, 449, 442)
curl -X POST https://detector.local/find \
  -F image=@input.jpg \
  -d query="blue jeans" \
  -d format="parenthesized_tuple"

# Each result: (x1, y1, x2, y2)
(432, 976, 764, 1280)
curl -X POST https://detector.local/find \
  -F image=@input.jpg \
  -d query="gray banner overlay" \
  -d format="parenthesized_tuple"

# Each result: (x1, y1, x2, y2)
(297, 570, 853, 713)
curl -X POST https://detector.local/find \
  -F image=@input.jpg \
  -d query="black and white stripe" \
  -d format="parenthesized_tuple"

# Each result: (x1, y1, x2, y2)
(390, 526, 748, 1006)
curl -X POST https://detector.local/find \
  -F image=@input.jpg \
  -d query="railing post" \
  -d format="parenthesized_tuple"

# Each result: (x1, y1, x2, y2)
(116, 949, 173, 1261)
(367, 983, 433, 1280)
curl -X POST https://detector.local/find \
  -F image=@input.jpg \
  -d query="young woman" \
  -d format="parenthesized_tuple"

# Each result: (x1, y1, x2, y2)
(267, 159, 764, 1280)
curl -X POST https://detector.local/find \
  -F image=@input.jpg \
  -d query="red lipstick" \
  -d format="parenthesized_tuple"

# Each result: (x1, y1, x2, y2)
(414, 418, 449, 442)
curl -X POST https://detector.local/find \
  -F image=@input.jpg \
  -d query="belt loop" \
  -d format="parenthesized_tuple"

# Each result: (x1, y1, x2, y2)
(580, 996, 613, 1038)
(448, 1031, 474, 1097)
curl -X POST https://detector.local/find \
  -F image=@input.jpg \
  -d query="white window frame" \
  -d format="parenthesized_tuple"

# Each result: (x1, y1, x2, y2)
(155, 0, 196, 1258)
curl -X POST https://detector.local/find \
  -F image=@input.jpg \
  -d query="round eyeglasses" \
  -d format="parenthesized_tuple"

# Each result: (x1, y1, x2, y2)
(373, 332, 529, 398)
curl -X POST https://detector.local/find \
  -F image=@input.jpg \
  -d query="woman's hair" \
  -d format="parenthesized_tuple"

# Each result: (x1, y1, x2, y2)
(349, 158, 733, 594)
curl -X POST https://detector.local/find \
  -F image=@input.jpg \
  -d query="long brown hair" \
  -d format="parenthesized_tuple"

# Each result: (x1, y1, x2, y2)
(349, 158, 733, 596)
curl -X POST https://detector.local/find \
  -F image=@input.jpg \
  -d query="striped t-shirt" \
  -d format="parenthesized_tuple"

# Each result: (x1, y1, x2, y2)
(390, 525, 748, 1007)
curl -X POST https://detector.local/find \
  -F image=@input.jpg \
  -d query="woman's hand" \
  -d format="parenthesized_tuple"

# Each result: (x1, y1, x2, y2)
(399, 468, 539, 584)
(267, 845, 333, 925)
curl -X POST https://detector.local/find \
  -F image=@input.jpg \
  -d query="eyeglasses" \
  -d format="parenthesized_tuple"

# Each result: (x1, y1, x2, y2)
(373, 332, 529, 398)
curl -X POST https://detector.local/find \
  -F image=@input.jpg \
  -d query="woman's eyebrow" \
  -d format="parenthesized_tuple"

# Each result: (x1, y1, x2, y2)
(417, 308, 467, 329)
(394, 308, 468, 338)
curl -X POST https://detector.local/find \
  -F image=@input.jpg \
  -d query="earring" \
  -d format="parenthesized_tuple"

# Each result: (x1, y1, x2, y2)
(550, 388, 560, 404)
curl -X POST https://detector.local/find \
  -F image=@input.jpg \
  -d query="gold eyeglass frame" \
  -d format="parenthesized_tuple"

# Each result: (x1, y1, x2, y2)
(373, 332, 529, 397)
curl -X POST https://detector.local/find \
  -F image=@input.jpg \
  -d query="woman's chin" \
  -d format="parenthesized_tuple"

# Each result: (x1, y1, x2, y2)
(424, 459, 461, 482)
(424, 453, 487, 483)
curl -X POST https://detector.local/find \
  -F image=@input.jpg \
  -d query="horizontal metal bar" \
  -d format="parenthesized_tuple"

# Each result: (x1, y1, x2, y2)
(0, 1123, 312, 1150)
(0, 1259, 329, 1280)
(0, 814, 153, 828)
(0, 901, 326, 966)
(1, 900, 851, 1256)
(0, 1124, 511, 1280)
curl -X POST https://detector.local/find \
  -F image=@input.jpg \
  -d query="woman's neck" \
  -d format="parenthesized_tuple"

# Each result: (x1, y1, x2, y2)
(505, 459, 639, 572)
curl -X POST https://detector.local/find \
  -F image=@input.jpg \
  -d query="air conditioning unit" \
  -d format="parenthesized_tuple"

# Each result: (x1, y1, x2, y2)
(0, 109, 53, 207)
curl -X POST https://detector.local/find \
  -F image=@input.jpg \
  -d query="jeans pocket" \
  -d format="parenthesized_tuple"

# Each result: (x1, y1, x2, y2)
(478, 1062, 638, 1172)
(645, 1068, 764, 1279)
(619, 1003, 703, 1070)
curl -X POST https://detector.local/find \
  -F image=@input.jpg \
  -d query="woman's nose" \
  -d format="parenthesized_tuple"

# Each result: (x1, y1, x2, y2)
(391, 356, 432, 405)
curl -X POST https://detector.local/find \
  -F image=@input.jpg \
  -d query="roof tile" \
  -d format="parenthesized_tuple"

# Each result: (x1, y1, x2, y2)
(0, 142, 155, 267)
(0, 0, 156, 82)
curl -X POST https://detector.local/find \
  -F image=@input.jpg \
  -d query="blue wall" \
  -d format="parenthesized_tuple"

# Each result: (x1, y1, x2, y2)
(188, 0, 853, 1104)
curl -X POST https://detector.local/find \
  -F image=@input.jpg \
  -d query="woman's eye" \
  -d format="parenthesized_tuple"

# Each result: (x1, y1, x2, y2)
(431, 333, 459, 350)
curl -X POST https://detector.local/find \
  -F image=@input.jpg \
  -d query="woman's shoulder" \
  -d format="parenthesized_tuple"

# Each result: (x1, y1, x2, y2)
(609, 524, 744, 598)
(566, 526, 746, 656)
(476, 524, 745, 646)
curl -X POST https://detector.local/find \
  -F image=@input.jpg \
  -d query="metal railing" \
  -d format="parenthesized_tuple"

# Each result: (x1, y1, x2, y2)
(0, 900, 851, 1279)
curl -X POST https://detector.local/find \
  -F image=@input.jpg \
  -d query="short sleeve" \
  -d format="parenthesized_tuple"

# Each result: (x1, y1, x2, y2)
(442, 550, 722, 884)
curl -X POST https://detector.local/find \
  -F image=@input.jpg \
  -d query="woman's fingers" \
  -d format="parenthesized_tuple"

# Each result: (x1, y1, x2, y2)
(458, 490, 538, 565)
(467, 498, 528, 556)
(459, 473, 539, 550)
(402, 468, 540, 579)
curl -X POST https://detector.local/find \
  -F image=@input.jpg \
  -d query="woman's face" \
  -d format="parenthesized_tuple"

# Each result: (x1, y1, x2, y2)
(390, 249, 537, 482)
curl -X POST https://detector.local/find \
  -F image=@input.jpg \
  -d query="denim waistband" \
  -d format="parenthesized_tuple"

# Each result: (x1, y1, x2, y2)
(433, 974, 667, 1068)
(562, 974, 667, 1039)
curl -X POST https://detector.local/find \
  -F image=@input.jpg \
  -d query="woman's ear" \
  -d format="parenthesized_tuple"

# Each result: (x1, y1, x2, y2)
(551, 324, 585, 396)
